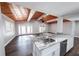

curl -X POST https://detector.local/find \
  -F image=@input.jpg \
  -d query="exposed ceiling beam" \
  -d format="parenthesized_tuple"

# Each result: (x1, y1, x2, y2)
(37, 14, 47, 21)
(27, 10, 36, 22)
(46, 18, 71, 24)
(31, 11, 45, 20)
(42, 15, 57, 22)
(46, 19, 57, 23)
(1, 2, 72, 24)
(43, 15, 57, 21)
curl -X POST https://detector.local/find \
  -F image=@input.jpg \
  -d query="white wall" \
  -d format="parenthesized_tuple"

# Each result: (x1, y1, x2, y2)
(75, 22, 79, 37)
(0, 14, 16, 56)
(0, 10, 5, 56)
(49, 21, 79, 38)
(49, 23, 57, 33)
(1, 15, 16, 46)
(30, 21, 48, 33)
(63, 22, 72, 35)
(49, 22, 72, 35)
(57, 17, 63, 33)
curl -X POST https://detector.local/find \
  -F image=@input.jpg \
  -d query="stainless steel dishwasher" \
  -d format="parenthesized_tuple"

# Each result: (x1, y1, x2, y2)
(60, 40, 67, 56)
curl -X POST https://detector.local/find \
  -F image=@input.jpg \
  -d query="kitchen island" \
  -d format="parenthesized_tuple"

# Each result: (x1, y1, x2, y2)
(33, 33, 74, 56)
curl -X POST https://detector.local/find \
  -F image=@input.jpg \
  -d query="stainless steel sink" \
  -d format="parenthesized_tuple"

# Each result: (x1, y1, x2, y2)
(43, 38, 55, 44)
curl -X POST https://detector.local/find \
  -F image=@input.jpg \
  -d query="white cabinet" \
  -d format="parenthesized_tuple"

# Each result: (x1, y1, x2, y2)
(41, 48, 59, 56)
(33, 43, 41, 56)
(66, 37, 74, 52)
(43, 46, 60, 56)
(41, 43, 60, 56)
(0, 45, 5, 56)
(33, 43, 60, 56)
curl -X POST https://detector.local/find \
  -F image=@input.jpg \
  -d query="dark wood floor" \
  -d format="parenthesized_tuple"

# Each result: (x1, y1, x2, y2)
(65, 37, 79, 56)
(5, 35, 79, 56)
(5, 35, 33, 56)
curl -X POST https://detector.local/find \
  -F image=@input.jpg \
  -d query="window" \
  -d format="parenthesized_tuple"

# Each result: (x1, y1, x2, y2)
(39, 23, 46, 32)
(5, 20, 15, 35)
(26, 25, 32, 34)
(18, 24, 26, 35)
(5, 20, 11, 32)
(18, 24, 33, 35)
(21, 26, 26, 34)
(39, 26, 46, 32)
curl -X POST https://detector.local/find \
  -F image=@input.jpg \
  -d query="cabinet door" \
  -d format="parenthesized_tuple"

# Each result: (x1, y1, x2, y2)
(33, 44, 39, 56)
(43, 47, 60, 56)
(67, 37, 74, 52)
(41, 43, 60, 56)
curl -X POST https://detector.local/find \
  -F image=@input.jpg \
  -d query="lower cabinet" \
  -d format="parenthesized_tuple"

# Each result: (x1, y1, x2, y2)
(40, 43, 60, 56)
(33, 44, 41, 56)
(33, 43, 60, 56)
(66, 37, 74, 52)
(44, 47, 60, 56)
(33, 38, 73, 56)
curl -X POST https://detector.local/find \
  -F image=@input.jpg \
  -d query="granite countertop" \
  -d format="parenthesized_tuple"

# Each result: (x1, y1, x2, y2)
(33, 33, 71, 50)
(34, 37, 68, 50)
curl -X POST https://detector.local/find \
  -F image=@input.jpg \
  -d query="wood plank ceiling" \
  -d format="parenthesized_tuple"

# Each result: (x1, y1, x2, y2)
(1, 2, 31, 22)
(1, 2, 16, 20)
(31, 11, 45, 20)
(41, 15, 58, 23)
(1, 2, 70, 24)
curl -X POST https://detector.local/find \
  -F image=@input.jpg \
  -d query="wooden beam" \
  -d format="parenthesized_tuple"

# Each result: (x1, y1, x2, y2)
(42, 15, 57, 21)
(31, 11, 45, 20)
(46, 19, 71, 24)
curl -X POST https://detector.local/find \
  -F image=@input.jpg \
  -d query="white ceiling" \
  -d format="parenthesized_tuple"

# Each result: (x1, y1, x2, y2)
(13, 2, 79, 21)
